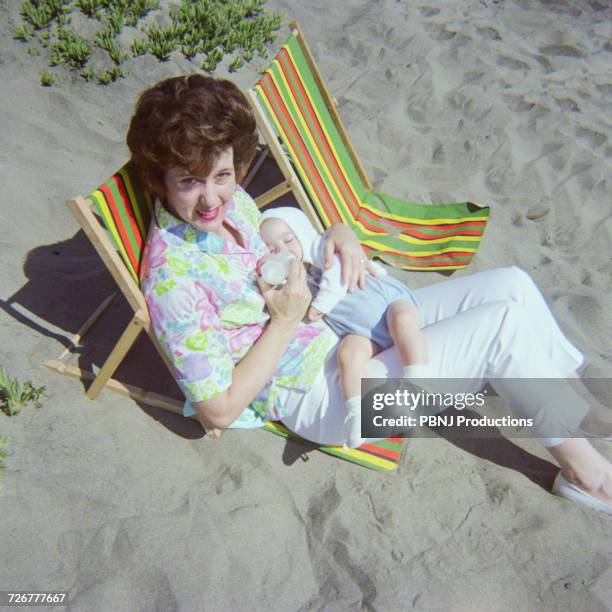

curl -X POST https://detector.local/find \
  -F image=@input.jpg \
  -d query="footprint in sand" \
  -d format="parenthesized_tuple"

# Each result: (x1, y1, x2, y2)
(554, 97, 581, 112)
(485, 161, 516, 195)
(431, 141, 445, 164)
(306, 482, 342, 534)
(497, 56, 531, 72)
(418, 6, 440, 17)
(539, 44, 586, 58)
(424, 23, 457, 42)
(502, 93, 536, 112)
(477, 26, 501, 41)
(575, 127, 607, 148)
(556, 294, 607, 338)
(532, 54, 554, 73)
(214, 464, 243, 494)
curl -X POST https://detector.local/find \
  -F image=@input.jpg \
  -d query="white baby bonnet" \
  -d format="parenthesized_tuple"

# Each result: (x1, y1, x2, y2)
(260, 206, 320, 263)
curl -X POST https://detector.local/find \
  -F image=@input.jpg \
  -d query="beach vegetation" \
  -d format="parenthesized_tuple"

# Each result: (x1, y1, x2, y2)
(97, 65, 124, 84)
(40, 68, 55, 85)
(13, 24, 35, 41)
(76, 0, 103, 18)
(80, 65, 95, 80)
(50, 28, 91, 68)
(130, 37, 148, 56)
(13, 0, 283, 85)
(107, 9, 124, 34)
(146, 24, 178, 61)
(22, 0, 67, 30)
(0, 436, 8, 467)
(0, 434, 9, 481)
(95, 27, 127, 64)
(0, 366, 46, 416)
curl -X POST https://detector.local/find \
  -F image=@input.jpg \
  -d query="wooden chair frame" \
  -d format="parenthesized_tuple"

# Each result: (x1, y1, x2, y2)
(44, 196, 221, 436)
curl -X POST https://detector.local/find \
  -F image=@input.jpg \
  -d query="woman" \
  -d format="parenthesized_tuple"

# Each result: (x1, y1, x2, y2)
(127, 75, 611, 514)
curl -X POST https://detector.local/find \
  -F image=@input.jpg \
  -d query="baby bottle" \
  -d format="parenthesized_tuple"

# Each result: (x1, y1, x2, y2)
(260, 252, 295, 285)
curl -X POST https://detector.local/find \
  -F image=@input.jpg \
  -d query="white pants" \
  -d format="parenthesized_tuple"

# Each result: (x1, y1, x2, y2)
(281, 267, 587, 447)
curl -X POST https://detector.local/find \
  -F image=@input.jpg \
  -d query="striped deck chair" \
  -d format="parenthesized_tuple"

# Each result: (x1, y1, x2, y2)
(45, 162, 403, 470)
(247, 21, 490, 270)
(44, 161, 194, 419)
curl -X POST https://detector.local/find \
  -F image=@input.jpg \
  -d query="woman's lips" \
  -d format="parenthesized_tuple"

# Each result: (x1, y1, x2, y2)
(197, 207, 220, 221)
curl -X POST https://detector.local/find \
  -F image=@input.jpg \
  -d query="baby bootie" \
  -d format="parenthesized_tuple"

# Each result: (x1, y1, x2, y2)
(343, 396, 364, 450)
(402, 364, 436, 392)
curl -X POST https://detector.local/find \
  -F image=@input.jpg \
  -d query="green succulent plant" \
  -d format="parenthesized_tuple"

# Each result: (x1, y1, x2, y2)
(97, 64, 124, 84)
(14, 0, 283, 85)
(0, 366, 46, 416)
(50, 28, 91, 69)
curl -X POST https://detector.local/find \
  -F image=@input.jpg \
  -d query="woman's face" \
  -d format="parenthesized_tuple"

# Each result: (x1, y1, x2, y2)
(163, 147, 236, 235)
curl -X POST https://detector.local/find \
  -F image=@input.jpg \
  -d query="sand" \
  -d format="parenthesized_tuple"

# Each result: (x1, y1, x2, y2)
(1, 0, 611, 610)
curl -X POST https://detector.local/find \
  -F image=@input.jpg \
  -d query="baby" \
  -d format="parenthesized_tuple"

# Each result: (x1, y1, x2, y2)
(259, 207, 433, 449)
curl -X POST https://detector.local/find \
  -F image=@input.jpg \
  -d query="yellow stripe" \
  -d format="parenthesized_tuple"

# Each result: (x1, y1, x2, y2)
(264, 421, 397, 470)
(360, 201, 488, 222)
(118, 167, 146, 238)
(329, 445, 397, 470)
(363, 239, 478, 255)
(361, 226, 483, 245)
(274, 47, 363, 218)
(262, 54, 487, 244)
(374, 253, 468, 270)
(362, 212, 490, 225)
(380, 261, 466, 271)
(276, 45, 489, 231)
(258, 79, 380, 237)
(260, 79, 444, 247)
(255, 81, 334, 227)
(90, 190, 138, 283)
(270, 62, 352, 222)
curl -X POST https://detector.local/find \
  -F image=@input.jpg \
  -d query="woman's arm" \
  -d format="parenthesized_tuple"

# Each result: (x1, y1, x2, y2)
(322, 223, 378, 292)
(193, 259, 311, 430)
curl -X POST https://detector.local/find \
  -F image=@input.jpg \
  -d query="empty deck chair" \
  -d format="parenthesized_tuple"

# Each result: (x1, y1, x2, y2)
(247, 21, 490, 271)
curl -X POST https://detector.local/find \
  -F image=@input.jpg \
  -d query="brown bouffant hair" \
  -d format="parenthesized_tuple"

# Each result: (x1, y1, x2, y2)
(126, 75, 259, 197)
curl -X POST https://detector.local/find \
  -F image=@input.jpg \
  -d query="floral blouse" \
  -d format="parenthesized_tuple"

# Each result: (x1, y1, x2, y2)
(140, 187, 337, 427)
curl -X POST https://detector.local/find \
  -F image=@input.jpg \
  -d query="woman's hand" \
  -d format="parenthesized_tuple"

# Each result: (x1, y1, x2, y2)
(322, 223, 378, 291)
(257, 258, 311, 326)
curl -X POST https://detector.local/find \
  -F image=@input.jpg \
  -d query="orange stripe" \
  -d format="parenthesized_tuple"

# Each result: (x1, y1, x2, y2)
(363, 245, 472, 265)
(261, 74, 341, 224)
(100, 183, 139, 271)
(275, 48, 488, 242)
(359, 443, 401, 460)
(277, 48, 362, 220)
(113, 175, 145, 268)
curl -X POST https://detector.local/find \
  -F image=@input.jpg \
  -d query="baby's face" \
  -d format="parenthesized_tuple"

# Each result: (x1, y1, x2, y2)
(260, 218, 303, 261)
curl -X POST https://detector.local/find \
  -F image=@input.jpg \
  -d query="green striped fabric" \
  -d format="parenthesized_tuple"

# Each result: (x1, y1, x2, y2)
(86, 161, 154, 283)
(263, 421, 405, 471)
(255, 33, 491, 271)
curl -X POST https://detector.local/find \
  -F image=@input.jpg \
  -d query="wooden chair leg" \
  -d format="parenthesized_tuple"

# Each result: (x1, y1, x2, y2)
(86, 309, 147, 400)
(58, 292, 117, 361)
(254, 179, 294, 208)
(44, 359, 223, 439)
(241, 145, 269, 190)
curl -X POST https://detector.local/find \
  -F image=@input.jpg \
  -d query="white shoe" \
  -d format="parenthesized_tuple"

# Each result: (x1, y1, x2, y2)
(343, 411, 365, 450)
(552, 472, 612, 515)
